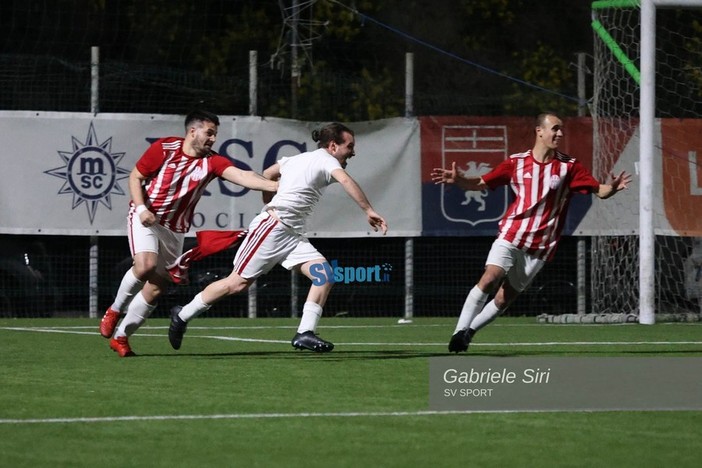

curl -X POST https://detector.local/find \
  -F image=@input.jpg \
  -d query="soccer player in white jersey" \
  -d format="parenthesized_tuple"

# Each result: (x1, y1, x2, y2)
(169, 122, 388, 352)
(100, 110, 278, 357)
(431, 112, 632, 353)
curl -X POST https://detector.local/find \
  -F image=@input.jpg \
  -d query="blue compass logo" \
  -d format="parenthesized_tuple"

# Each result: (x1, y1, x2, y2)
(45, 123, 131, 224)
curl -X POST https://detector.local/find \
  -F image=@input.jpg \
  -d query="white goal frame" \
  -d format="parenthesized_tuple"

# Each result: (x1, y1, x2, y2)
(640, 0, 702, 324)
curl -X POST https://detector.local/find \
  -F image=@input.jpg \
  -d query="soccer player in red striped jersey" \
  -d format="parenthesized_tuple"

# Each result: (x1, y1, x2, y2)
(100, 110, 278, 357)
(431, 112, 632, 353)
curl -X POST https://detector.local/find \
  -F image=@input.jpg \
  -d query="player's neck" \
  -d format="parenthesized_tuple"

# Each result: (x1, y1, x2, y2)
(182, 141, 204, 158)
(182, 141, 195, 157)
(531, 146, 555, 163)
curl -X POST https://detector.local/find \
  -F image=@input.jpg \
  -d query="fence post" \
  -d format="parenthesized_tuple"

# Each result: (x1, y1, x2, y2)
(89, 46, 100, 318)
(404, 238, 414, 321)
(249, 50, 257, 116)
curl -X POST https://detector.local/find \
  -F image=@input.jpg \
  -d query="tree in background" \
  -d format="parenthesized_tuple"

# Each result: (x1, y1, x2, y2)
(0, 0, 592, 119)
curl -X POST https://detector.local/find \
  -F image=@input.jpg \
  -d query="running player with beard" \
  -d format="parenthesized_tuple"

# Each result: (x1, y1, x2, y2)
(100, 110, 278, 357)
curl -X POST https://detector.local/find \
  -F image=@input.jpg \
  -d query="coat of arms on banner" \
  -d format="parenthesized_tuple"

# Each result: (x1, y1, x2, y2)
(44, 123, 130, 224)
(440, 125, 508, 226)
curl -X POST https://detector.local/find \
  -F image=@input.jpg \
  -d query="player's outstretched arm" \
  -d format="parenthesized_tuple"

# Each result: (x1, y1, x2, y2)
(331, 168, 388, 234)
(595, 171, 632, 199)
(430, 161, 485, 191)
(222, 166, 279, 193)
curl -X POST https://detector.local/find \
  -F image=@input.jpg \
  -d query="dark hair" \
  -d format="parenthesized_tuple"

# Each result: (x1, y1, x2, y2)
(184, 110, 220, 130)
(311, 122, 354, 148)
(535, 111, 560, 128)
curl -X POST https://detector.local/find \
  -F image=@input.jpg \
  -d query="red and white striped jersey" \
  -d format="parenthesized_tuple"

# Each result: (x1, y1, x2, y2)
(135, 137, 233, 233)
(482, 150, 599, 261)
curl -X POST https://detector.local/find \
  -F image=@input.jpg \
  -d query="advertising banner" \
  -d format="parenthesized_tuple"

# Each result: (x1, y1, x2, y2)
(3, 111, 700, 238)
(0, 112, 421, 237)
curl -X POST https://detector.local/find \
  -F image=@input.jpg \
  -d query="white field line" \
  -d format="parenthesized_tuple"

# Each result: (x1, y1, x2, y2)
(0, 325, 699, 426)
(0, 408, 645, 425)
(2, 322, 679, 331)
(1, 326, 701, 347)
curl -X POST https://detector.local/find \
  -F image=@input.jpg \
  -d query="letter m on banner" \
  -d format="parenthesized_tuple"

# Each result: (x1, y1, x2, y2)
(439, 125, 508, 227)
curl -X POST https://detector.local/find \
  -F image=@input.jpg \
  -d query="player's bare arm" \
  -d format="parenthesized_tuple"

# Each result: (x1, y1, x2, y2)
(261, 163, 281, 204)
(331, 168, 388, 234)
(128, 167, 157, 226)
(595, 170, 632, 199)
(221, 166, 279, 193)
(431, 161, 486, 191)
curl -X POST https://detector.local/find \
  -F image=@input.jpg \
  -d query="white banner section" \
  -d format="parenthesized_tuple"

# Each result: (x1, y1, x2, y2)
(0, 112, 421, 237)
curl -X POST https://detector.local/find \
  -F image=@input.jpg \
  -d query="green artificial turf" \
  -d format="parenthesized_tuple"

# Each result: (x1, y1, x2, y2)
(1, 317, 701, 467)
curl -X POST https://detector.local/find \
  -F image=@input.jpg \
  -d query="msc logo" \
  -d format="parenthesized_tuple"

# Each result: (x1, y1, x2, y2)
(45, 123, 130, 223)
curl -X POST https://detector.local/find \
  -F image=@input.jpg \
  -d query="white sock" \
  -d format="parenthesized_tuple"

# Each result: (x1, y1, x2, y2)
(468, 300, 502, 332)
(453, 286, 488, 334)
(297, 301, 323, 333)
(111, 268, 145, 312)
(178, 292, 212, 322)
(114, 292, 156, 338)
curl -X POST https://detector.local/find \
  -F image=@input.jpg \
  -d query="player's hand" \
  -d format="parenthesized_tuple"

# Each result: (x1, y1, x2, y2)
(140, 211, 157, 227)
(610, 171, 632, 192)
(431, 161, 458, 185)
(367, 210, 388, 235)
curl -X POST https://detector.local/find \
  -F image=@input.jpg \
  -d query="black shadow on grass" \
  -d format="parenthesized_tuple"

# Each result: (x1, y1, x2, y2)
(128, 347, 702, 360)
(135, 349, 448, 360)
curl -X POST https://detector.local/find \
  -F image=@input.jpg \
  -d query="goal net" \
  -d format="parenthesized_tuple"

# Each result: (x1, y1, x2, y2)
(589, 0, 702, 322)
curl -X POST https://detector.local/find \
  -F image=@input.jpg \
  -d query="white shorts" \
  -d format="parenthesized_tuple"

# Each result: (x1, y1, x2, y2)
(127, 207, 184, 277)
(485, 239, 545, 292)
(233, 212, 324, 279)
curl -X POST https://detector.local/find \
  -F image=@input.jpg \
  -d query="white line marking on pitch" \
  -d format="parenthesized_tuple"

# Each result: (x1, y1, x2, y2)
(1, 326, 701, 347)
(0, 408, 630, 425)
(2, 322, 673, 331)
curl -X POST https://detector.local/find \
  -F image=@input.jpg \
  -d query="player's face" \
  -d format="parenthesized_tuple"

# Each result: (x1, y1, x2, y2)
(331, 132, 355, 169)
(190, 120, 218, 156)
(538, 115, 564, 150)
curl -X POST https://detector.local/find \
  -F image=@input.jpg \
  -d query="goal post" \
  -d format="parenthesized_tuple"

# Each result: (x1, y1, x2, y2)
(590, 0, 702, 324)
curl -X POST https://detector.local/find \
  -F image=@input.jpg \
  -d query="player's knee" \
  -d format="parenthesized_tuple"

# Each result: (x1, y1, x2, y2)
(309, 261, 335, 287)
(319, 276, 334, 292)
(478, 279, 499, 295)
(222, 274, 251, 295)
(142, 284, 164, 302)
(479, 272, 505, 294)
(132, 262, 157, 280)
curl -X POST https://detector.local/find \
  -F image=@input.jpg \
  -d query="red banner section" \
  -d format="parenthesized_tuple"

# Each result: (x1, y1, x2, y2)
(661, 119, 702, 236)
